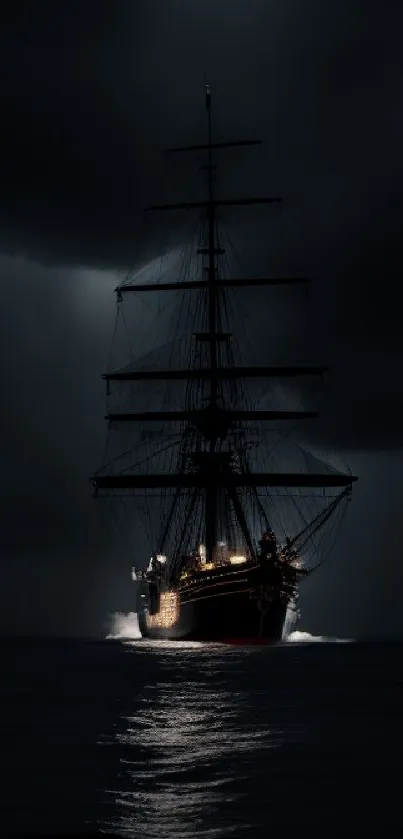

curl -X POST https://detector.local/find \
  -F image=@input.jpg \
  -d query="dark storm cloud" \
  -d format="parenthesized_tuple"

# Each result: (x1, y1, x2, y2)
(1, 0, 402, 449)
(1, 0, 403, 635)
(1, 0, 402, 265)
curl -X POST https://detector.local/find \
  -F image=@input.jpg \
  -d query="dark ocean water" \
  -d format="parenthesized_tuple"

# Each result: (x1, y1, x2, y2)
(2, 632, 403, 839)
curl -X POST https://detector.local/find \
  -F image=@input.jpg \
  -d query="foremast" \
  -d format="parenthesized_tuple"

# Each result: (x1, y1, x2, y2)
(92, 83, 357, 564)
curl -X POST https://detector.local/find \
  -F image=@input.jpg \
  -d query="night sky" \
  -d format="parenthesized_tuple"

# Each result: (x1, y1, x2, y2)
(1, 0, 402, 638)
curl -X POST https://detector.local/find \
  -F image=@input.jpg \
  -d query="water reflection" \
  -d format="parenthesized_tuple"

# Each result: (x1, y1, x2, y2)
(100, 640, 288, 838)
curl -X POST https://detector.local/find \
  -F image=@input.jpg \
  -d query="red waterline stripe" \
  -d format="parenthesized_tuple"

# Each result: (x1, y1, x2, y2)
(221, 637, 275, 646)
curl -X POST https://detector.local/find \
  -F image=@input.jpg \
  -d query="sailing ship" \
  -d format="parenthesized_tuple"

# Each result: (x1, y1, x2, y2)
(91, 83, 357, 643)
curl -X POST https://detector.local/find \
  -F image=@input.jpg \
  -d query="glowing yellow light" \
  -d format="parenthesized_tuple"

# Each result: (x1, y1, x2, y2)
(146, 591, 179, 630)
(200, 562, 215, 571)
(229, 555, 247, 565)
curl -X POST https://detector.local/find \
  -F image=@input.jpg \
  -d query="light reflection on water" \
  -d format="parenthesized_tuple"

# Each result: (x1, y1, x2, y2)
(97, 638, 402, 838)
(99, 640, 293, 838)
(2, 637, 401, 837)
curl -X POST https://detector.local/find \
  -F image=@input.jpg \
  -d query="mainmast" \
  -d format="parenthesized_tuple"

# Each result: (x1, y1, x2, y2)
(92, 83, 357, 561)
(205, 81, 218, 408)
(205, 81, 218, 562)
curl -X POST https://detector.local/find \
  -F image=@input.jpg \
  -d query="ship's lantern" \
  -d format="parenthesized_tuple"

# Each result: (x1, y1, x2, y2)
(229, 554, 247, 565)
(199, 544, 206, 564)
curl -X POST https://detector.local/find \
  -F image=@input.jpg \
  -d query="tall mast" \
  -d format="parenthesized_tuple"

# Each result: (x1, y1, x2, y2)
(92, 84, 358, 557)
(205, 81, 218, 561)
(205, 81, 218, 408)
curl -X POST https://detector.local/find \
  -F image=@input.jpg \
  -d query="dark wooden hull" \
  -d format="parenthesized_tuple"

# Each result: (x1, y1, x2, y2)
(137, 566, 289, 643)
